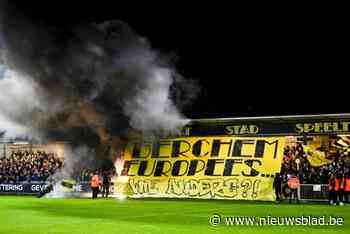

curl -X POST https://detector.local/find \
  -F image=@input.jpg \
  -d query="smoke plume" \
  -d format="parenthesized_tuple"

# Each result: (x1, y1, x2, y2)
(0, 2, 198, 177)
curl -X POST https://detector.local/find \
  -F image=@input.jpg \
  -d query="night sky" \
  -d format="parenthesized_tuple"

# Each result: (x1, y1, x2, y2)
(10, 2, 349, 119)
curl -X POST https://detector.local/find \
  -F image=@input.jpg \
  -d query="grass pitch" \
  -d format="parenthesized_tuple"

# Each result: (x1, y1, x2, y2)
(0, 196, 349, 234)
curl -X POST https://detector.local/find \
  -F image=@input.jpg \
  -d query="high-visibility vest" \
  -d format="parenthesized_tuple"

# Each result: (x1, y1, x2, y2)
(335, 178, 345, 191)
(90, 175, 100, 188)
(345, 179, 350, 192)
(340, 178, 346, 190)
(288, 176, 300, 189)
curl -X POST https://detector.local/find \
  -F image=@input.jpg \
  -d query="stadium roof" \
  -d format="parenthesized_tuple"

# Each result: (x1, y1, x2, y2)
(190, 113, 350, 125)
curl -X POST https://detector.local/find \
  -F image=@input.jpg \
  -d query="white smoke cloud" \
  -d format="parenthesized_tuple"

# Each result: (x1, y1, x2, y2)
(46, 145, 96, 198)
(0, 64, 4, 78)
(0, 3, 198, 195)
(124, 67, 189, 135)
(0, 67, 46, 140)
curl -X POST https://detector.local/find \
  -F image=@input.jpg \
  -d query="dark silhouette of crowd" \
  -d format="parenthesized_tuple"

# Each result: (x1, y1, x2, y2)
(274, 142, 350, 205)
(0, 150, 63, 183)
(280, 143, 350, 184)
(0, 148, 115, 184)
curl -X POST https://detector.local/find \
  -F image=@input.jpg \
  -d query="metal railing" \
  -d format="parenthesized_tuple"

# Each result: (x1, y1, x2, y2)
(298, 184, 328, 201)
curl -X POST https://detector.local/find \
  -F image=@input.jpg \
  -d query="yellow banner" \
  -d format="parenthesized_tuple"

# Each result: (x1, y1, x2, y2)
(115, 136, 285, 201)
(303, 145, 332, 167)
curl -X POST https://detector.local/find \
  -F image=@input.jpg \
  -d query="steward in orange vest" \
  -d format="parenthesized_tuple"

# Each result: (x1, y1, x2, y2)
(90, 172, 101, 199)
(287, 174, 300, 204)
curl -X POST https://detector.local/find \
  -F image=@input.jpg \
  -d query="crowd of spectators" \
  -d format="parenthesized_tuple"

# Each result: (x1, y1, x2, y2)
(0, 150, 63, 183)
(280, 143, 350, 184)
(1, 143, 349, 185)
(0, 148, 115, 184)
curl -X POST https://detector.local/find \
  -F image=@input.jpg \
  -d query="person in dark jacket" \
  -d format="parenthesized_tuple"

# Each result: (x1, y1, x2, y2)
(344, 170, 350, 204)
(273, 172, 282, 202)
(328, 173, 336, 205)
(335, 169, 345, 205)
(102, 171, 111, 198)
